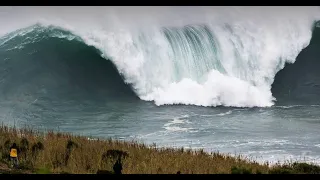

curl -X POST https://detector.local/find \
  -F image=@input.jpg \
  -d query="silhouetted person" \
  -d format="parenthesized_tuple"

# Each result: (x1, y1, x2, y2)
(9, 143, 19, 168)
(113, 159, 122, 174)
(177, 171, 181, 174)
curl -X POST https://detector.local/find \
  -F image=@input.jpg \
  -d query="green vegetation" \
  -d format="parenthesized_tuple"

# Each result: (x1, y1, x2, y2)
(36, 167, 51, 174)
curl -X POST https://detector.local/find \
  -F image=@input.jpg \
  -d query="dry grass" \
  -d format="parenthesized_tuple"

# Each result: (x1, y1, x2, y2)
(0, 124, 319, 174)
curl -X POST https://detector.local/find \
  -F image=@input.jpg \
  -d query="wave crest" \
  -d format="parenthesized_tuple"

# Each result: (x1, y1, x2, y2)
(1, 7, 320, 107)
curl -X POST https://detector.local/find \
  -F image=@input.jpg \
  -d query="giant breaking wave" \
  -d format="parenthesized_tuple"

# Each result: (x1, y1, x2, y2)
(1, 6, 320, 107)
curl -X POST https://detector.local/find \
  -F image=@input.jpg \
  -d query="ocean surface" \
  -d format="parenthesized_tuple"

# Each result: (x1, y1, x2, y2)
(1, 6, 320, 164)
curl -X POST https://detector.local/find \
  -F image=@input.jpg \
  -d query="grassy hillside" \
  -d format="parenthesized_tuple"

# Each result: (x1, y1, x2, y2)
(0, 124, 319, 174)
